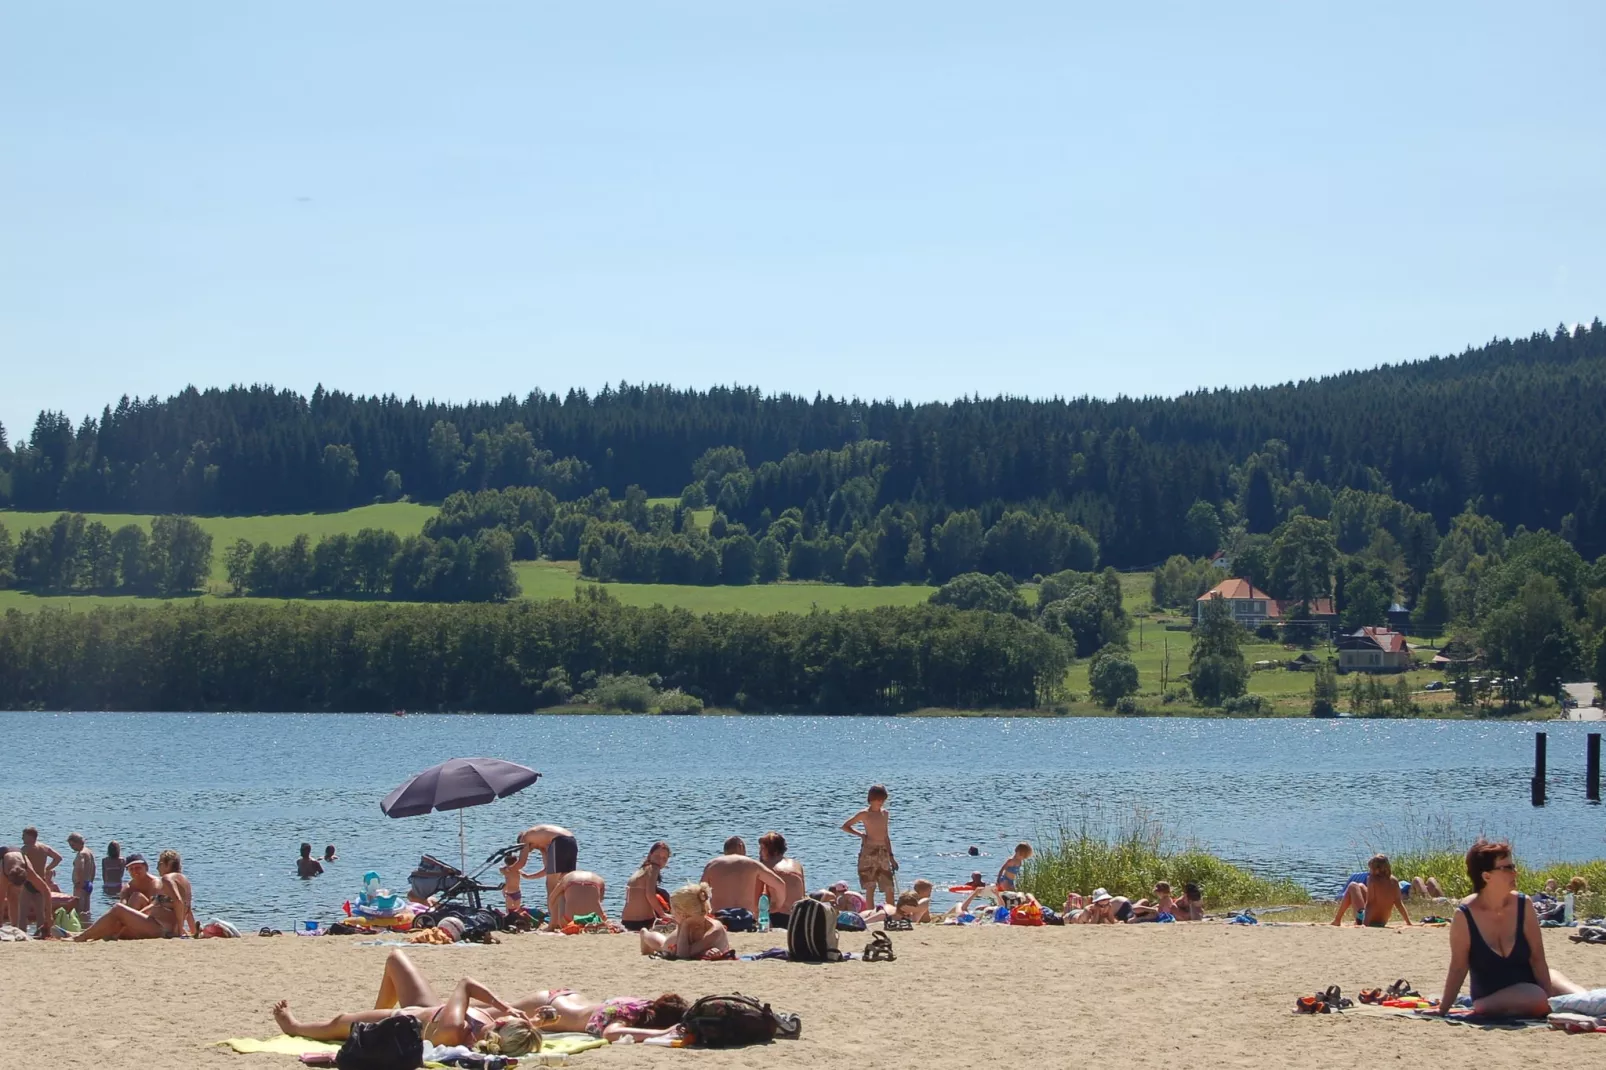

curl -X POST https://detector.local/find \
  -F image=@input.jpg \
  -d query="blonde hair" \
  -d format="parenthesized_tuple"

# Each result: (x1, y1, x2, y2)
(896, 891, 921, 909)
(477, 1019, 540, 1057)
(669, 882, 711, 918)
(158, 849, 182, 873)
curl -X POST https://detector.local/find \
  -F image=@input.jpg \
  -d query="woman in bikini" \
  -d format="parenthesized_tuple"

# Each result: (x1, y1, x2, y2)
(621, 841, 672, 932)
(1433, 840, 1583, 1017)
(73, 849, 197, 941)
(637, 882, 732, 959)
(547, 870, 608, 928)
(1331, 853, 1411, 928)
(271, 949, 540, 1055)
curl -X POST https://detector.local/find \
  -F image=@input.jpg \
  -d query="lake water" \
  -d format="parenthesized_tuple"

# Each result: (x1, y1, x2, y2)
(5, 712, 1603, 929)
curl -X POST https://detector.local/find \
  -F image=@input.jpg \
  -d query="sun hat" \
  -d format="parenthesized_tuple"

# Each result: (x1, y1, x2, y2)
(829, 880, 849, 893)
(1091, 888, 1113, 904)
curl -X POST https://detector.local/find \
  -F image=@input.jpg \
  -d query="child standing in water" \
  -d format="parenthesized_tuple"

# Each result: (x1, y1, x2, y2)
(841, 784, 897, 910)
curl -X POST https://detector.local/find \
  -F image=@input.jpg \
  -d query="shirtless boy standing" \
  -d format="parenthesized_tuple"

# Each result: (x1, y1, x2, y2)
(518, 824, 578, 915)
(22, 827, 62, 891)
(757, 832, 805, 929)
(67, 833, 95, 921)
(841, 784, 896, 909)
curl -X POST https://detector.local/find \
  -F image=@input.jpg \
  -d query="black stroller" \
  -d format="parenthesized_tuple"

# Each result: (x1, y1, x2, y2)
(408, 845, 536, 931)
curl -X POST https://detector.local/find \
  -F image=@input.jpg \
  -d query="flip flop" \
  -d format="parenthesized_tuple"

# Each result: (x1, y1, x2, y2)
(259, 927, 283, 937)
(1358, 988, 1384, 1005)
(1323, 986, 1352, 1010)
(1387, 979, 1419, 999)
(1295, 995, 1329, 1014)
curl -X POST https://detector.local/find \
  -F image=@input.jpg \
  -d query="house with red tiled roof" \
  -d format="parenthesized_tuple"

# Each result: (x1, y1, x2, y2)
(1196, 578, 1277, 627)
(1195, 579, 1338, 632)
(1335, 626, 1410, 673)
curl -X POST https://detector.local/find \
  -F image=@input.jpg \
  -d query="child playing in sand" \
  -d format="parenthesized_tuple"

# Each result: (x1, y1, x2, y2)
(841, 784, 897, 910)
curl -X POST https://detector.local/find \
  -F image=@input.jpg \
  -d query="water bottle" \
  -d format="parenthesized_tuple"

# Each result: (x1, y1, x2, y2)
(758, 894, 771, 932)
(1564, 892, 1575, 924)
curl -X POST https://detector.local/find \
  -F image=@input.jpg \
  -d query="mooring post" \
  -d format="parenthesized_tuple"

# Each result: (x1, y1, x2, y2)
(1532, 732, 1547, 807)
(1587, 733, 1601, 804)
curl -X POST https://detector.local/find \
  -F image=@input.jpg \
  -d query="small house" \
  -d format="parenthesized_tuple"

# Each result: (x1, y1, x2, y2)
(1387, 602, 1412, 633)
(1335, 627, 1410, 673)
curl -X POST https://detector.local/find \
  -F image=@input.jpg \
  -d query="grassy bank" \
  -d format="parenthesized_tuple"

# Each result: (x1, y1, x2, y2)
(515, 559, 936, 613)
(1018, 811, 1309, 910)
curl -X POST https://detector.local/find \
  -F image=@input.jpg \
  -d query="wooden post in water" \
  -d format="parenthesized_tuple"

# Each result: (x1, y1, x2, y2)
(1588, 733, 1601, 804)
(1531, 732, 1547, 807)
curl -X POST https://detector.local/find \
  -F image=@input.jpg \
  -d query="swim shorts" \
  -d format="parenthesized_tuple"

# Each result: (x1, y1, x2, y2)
(1114, 900, 1133, 923)
(551, 834, 578, 874)
(622, 917, 654, 932)
(503, 889, 522, 910)
(857, 843, 895, 898)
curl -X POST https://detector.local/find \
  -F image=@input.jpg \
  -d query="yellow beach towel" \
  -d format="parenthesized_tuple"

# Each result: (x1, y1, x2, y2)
(223, 1031, 605, 1057)
(222, 1035, 341, 1055)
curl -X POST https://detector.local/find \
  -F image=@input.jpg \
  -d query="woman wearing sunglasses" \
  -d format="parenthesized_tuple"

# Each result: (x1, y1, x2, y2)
(1434, 840, 1584, 1016)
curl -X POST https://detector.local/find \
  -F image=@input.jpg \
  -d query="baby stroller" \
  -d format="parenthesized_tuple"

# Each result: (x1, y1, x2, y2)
(409, 845, 525, 931)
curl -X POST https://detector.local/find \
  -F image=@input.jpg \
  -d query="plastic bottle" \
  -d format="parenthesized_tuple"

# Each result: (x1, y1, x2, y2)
(536, 1054, 570, 1067)
(758, 893, 771, 932)
(1564, 892, 1575, 924)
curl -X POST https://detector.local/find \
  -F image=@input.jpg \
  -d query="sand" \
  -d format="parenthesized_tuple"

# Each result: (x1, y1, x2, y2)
(3, 923, 1604, 1069)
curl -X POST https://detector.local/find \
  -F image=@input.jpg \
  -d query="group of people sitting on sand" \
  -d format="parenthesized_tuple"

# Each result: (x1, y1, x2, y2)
(2, 826, 197, 942)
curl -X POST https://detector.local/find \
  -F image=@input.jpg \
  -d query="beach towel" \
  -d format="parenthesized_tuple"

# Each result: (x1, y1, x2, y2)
(1347, 1006, 1547, 1030)
(222, 1035, 343, 1055)
(1549, 988, 1606, 1017)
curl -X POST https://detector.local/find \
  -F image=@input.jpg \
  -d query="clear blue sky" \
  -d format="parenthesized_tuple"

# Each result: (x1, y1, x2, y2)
(3, 2, 1602, 441)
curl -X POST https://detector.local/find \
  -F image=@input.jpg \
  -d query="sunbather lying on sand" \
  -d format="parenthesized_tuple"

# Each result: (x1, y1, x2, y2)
(270, 949, 541, 1055)
(862, 887, 931, 925)
(1129, 881, 1178, 921)
(516, 989, 690, 1042)
(638, 882, 731, 959)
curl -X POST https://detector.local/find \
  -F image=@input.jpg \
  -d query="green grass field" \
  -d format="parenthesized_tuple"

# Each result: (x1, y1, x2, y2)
(516, 560, 936, 613)
(0, 503, 437, 589)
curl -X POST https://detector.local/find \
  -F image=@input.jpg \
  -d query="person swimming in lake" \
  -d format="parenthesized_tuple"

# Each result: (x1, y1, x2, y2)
(271, 949, 541, 1054)
(1433, 840, 1583, 1017)
(637, 882, 731, 959)
(74, 849, 196, 940)
(1332, 854, 1411, 928)
(622, 841, 672, 931)
(296, 843, 324, 879)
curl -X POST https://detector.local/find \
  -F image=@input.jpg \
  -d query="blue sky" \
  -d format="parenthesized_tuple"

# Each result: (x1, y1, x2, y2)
(2, 2, 1602, 441)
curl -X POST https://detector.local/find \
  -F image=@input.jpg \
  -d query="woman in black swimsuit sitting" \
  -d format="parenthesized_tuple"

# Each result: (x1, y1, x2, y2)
(1434, 839, 1583, 1017)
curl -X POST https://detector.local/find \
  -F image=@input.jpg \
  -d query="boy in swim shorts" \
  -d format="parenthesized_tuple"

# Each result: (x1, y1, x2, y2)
(841, 784, 897, 910)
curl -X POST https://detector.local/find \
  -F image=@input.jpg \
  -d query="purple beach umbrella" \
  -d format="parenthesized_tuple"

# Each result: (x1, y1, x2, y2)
(382, 757, 541, 869)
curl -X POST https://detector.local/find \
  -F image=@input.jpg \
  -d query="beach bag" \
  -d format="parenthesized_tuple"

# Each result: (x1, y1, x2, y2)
(681, 994, 800, 1047)
(1009, 902, 1044, 926)
(336, 1013, 423, 1070)
(714, 907, 757, 933)
(836, 910, 867, 932)
(785, 897, 840, 962)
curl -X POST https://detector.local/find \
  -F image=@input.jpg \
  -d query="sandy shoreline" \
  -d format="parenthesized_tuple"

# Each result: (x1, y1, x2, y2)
(4, 923, 1605, 1069)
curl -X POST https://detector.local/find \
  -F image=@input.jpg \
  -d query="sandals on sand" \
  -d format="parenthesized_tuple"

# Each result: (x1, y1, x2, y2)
(864, 932, 896, 962)
(259, 927, 283, 937)
(1295, 986, 1351, 1014)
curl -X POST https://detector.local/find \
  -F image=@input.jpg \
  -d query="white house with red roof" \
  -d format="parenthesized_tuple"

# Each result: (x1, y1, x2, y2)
(1335, 626, 1411, 672)
(1195, 578, 1337, 630)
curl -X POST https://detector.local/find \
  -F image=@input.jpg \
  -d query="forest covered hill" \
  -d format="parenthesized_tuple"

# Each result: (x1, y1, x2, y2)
(1, 320, 1602, 567)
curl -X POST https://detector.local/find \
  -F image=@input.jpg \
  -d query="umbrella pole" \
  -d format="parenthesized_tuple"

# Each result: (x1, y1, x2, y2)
(459, 810, 466, 872)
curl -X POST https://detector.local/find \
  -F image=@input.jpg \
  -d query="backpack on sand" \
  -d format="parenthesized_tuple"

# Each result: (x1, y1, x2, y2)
(681, 994, 801, 1048)
(336, 1013, 423, 1070)
(785, 897, 841, 963)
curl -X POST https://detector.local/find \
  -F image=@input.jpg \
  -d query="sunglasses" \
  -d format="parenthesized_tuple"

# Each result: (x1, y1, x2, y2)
(1490, 862, 1517, 872)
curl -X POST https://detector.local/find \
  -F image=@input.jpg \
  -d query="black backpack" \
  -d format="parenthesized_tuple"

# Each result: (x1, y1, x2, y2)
(785, 897, 840, 963)
(681, 994, 801, 1048)
(336, 1014, 423, 1070)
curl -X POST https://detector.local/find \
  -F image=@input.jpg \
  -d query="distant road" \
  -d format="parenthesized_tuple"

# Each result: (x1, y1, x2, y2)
(1563, 682, 1602, 721)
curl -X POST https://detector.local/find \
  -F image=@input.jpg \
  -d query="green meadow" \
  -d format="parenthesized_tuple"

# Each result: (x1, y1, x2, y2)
(0, 503, 436, 588)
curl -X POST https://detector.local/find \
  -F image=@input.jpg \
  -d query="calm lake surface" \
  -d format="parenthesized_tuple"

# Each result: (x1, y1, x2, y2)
(6, 712, 1603, 929)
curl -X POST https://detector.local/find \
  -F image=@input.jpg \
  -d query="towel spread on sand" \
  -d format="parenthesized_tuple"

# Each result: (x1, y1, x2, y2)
(1347, 1006, 1547, 1030)
(223, 1032, 606, 1058)
(222, 1035, 342, 1055)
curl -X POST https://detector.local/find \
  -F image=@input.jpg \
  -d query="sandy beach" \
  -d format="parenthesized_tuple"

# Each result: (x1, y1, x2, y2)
(4, 922, 1604, 1069)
